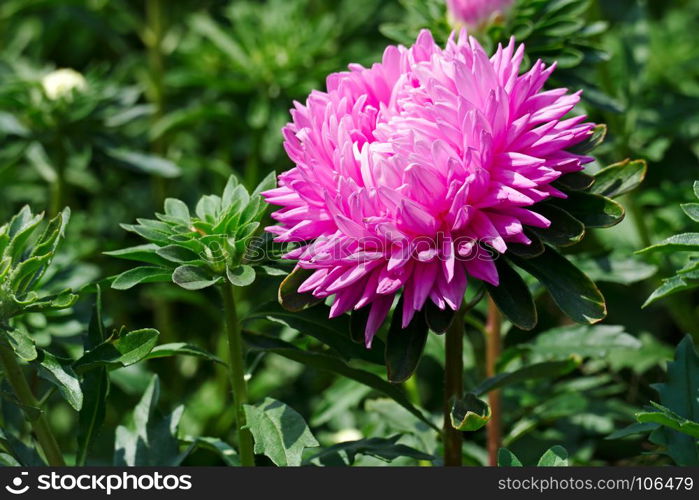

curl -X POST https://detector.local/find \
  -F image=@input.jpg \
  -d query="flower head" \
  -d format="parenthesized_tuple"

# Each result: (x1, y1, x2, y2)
(42, 68, 87, 100)
(264, 30, 593, 346)
(446, 0, 514, 29)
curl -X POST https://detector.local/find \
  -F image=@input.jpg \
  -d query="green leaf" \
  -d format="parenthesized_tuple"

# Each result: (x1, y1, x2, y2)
(550, 192, 625, 228)
(350, 307, 370, 344)
(114, 375, 184, 466)
(643, 275, 698, 307)
(104, 244, 172, 267)
(569, 253, 657, 285)
(249, 301, 384, 365)
(537, 445, 569, 466)
(473, 358, 580, 396)
(252, 171, 277, 199)
(497, 448, 523, 467)
(243, 397, 319, 466)
(37, 350, 83, 411)
(605, 422, 659, 441)
(568, 124, 607, 154)
(510, 246, 606, 324)
(591, 159, 647, 198)
(227, 265, 255, 287)
(306, 435, 433, 466)
(649, 336, 699, 465)
(75, 328, 159, 370)
(681, 203, 699, 223)
(487, 260, 537, 330)
(106, 148, 181, 178)
(76, 367, 108, 465)
(3, 328, 37, 362)
(555, 171, 595, 191)
(385, 298, 429, 383)
(179, 436, 240, 466)
(243, 332, 435, 429)
(111, 266, 172, 290)
(450, 393, 491, 431)
(146, 342, 224, 364)
(278, 267, 323, 312)
(530, 204, 585, 247)
(423, 301, 456, 334)
(172, 265, 220, 290)
(637, 402, 699, 439)
(155, 245, 200, 264)
(530, 324, 641, 359)
(507, 230, 544, 259)
(163, 198, 191, 222)
(638, 233, 699, 255)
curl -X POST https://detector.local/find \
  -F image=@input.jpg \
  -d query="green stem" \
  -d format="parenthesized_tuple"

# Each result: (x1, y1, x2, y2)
(220, 282, 255, 466)
(443, 307, 464, 467)
(0, 340, 65, 466)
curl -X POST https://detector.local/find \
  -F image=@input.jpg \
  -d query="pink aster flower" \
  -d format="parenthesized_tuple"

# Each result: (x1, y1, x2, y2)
(446, 0, 514, 28)
(264, 30, 594, 347)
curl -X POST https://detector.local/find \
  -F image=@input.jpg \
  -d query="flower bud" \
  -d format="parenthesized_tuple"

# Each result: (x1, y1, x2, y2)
(41, 68, 87, 100)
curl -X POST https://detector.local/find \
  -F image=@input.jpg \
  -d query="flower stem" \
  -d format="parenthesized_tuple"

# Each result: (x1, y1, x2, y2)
(0, 339, 65, 466)
(220, 282, 255, 466)
(443, 307, 464, 466)
(485, 296, 502, 467)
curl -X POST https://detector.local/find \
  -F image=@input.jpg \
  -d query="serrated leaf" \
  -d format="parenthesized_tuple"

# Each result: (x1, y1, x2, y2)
(243, 397, 319, 466)
(450, 393, 491, 431)
(510, 246, 606, 324)
(637, 402, 699, 439)
(114, 375, 184, 466)
(3, 328, 37, 362)
(385, 298, 428, 383)
(649, 336, 699, 465)
(638, 233, 699, 255)
(75, 329, 159, 370)
(37, 350, 83, 411)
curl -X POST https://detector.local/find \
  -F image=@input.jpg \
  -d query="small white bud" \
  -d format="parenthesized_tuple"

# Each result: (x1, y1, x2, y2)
(42, 68, 87, 100)
(330, 428, 363, 444)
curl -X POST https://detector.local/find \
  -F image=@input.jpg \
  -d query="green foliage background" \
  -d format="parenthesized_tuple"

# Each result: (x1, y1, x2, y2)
(0, 0, 698, 466)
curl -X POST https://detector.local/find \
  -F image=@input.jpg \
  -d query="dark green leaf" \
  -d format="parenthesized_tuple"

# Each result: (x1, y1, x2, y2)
(76, 367, 108, 465)
(278, 267, 323, 312)
(243, 397, 319, 466)
(497, 448, 523, 467)
(146, 342, 224, 364)
(423, 301, 456, 334)
(568, 124, 607, 154)
(450, 393, 491, 431)
(530, 204, 585, 247)
(590, 159, 647, 198)
(510, 246, 606, 324)
(487, 259, 537, 330)
(638, 233, 699, 255)
(550, 192, 624, 228)
(104, 244, 171, 267)
(385, 298, 429, 383)
(637, 402, 699, 439)
(555, 171, 595, 191)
